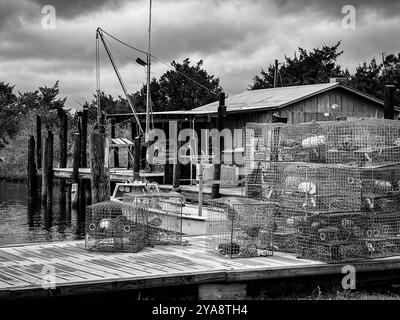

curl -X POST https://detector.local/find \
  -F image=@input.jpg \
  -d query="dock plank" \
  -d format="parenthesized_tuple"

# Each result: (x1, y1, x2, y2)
(1, 235, 400, 299)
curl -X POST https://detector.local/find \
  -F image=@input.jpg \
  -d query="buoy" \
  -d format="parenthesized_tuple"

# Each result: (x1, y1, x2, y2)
(298, 182, 316, 194)
(301, 136, 326, 149)
(99, 219, 113, 231)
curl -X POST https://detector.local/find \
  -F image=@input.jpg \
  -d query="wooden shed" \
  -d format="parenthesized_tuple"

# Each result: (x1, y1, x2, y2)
(191, 82, 399, 127)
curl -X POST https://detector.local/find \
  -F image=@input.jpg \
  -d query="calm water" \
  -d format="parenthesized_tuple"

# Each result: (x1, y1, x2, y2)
(0, 180, 85, 246)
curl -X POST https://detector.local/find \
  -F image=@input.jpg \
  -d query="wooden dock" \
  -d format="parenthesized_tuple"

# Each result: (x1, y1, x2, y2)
(1, 236, 400, 300)
(48, 167, 244, 203)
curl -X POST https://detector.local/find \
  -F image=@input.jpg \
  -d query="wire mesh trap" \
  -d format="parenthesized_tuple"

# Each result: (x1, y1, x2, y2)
(206, 197, 275, 258)
(360, 165, 400, 214)
(245, 119, 400, 166)
(245, 162, 362, 214)
(85, 201, 148, 252)
(123, 192, 185, 246)
(296, 211, 400, 263)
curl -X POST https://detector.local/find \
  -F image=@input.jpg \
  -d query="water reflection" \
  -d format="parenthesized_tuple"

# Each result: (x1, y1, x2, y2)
(0, 180, 86, 245)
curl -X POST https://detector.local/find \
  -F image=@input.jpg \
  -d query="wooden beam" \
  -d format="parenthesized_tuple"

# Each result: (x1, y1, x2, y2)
(41, 136, 48, 202)
(27, 135, 37, 209)
(211, 93, 226, 199)
(71, 133, 81, 208)
(172, 121, 182, 189)
(90, 131, 110, 204)
(133, 136, 141, 180)
(46, 130, 54, 207)
(384, 84, 396, 119)
(80, 108, 88, 168)
(36, 115, 41, 169)
(111, 118, 119, 168)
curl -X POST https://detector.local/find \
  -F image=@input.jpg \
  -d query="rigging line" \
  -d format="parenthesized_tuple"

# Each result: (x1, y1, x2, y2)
(99, 28, 148, 55)
(151, 55, 218, 96)
(100, 27, 218, 96)
(104, 36, 146, 64)
(97, 29, 144, 135)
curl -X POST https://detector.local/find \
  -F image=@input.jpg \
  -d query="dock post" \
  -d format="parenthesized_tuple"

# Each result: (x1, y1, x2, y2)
(46, 130, 54, 207)
(36, 115, 41, 169)
(71, 132, 81, 208)
(198, 158, 203, 216)
(384, 85, 396, 119)
(41, 136, 48, 202)
(133, 136, 141, 180)
(27, 135, 38, 209)
(90, 131, 110, 204)
(211, 93, 226, 199)
(80, 108, 88, 168)
(163, 122, 173, 185)
(111, 118, 119, 168)
(128, 120, 137, 169)
(58, 109, 68, 207)
(80, 108, 89, 208)
(172, 121, 182, 190)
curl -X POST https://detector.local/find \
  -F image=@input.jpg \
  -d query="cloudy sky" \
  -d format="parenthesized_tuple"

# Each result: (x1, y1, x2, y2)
(0, 0, 399, 110)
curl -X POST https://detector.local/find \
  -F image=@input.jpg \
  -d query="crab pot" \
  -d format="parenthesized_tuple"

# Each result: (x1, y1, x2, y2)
(272, 206, 305, 253)
(206, 197, 274, 258)
(245, 162, 362, 214)
(245, 119, 400, 166)
(360, 165, 400, 214)
(123, 192, 184, 245)
(85, 201, 148, 252)
(296, 211, 400, 263)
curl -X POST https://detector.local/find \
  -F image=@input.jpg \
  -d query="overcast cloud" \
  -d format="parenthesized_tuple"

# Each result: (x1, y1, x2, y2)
(0, 0, 399, 110)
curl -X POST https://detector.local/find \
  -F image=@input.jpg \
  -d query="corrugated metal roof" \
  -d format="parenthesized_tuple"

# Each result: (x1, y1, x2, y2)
(190, 82, 387, 115)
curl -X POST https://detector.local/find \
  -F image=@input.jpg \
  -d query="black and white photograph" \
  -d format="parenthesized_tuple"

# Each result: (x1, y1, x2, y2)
(0, 0, 400, 312)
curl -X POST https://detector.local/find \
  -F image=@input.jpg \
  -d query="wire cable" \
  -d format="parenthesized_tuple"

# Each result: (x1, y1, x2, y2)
(99, 28, 219, 96)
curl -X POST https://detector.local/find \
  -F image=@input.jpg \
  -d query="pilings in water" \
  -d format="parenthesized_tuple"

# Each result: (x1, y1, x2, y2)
(58, 109, 68, 208)
(71, 132, 81, 209)
(27, 135, 38, 209)
(41, 130, 54, 205)
(90, 130, 110, 204)
(36, 115, 41, 169)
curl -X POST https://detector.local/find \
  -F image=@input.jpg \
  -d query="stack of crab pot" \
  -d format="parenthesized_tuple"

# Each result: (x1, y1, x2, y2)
(245, 119, 400, 263)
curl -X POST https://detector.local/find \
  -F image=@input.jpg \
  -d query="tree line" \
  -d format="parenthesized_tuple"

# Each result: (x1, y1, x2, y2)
(1, 42, 399, 150)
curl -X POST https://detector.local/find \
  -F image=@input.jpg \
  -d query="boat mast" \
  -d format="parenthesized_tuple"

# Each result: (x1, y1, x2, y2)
(145, 0, 152, 139)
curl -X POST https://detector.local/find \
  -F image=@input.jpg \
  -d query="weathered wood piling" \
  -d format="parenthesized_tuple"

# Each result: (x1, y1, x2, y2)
(71, 132, 81, 208)
(384, 84, 396, 119)
(111, 118, 119, 168)
(36, 115, 41, 169)
(41, 130, 53, 204)
(27, 135, 37, 208)
(58, 109, 68, 207)
(211, 93, 226, 199)
(90, 130, 110, 204)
